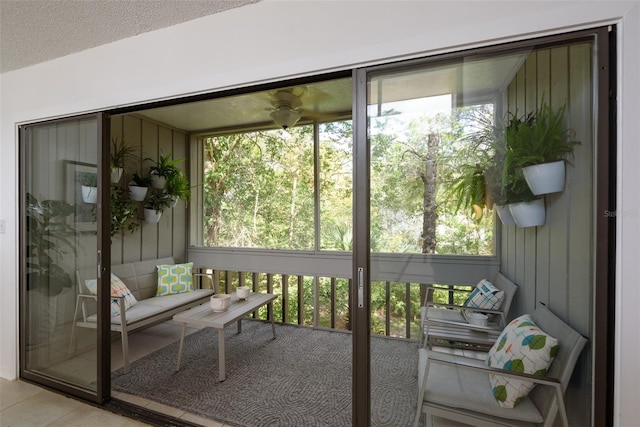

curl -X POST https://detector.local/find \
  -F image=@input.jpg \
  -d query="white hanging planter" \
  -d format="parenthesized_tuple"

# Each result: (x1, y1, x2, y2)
(508, 198, 546, 228)
(495, 204, 516, 225)
(110, 167, 123, 184)
(81, 185, 98, 204)
(169, 195, 179, 208)
(143, 208, 162, 223)
(150, 173, 166, 189)
(522, 160, 565, 195)
(128, 185, 148, 201)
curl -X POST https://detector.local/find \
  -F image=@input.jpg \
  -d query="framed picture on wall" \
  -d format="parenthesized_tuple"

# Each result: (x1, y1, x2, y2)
(65, 160, 98, 232)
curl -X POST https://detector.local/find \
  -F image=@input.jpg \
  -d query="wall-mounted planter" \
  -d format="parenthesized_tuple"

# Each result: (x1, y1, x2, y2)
(522, 160, 565, 195)
(111, 167, 123, 184)
(495, 204, 516, 226)
(128, 185, 148, 201)
(151, 173, 166, 189)
(81, 185, 98, 204)
(508, 198, 546, 228)
(143, 208, 162, 224)
(169, 196, 179, 208)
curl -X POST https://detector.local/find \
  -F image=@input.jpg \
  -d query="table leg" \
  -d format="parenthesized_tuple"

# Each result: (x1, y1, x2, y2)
(270, 301, 276, 339)
(175, 323, 187, 372)
(237, 319, 242, 334)
(218, 328, 226, 382)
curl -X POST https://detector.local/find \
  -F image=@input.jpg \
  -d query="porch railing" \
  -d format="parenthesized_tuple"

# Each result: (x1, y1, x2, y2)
(195, 268, 473, 340)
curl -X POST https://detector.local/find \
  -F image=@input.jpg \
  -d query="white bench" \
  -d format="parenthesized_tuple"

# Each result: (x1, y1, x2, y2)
(68, 257, 215, 372)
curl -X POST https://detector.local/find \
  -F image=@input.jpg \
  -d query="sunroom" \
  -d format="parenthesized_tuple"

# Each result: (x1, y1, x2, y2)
(18, 26, 612, 427)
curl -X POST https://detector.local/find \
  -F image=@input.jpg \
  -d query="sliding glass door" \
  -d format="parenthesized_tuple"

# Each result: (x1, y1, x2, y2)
(20, 113, 111, 403)
(354, 31, 603, 426)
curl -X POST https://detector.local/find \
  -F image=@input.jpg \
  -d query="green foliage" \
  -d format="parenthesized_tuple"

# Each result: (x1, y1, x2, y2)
(110, 136, 138, 170)
(165, 170, 191, 205)
(110, 187, 140, 236)
(500, 102, 580, 203)
(80, 172, 97, 187)
(143, 190, 172, 213)
(146, 152, 183, 179)
(25, 194, 76, 296)
(131, 172, 152, 187)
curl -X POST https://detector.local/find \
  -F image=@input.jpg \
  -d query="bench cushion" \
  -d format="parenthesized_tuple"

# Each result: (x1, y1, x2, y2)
(88, 289, 214, 325)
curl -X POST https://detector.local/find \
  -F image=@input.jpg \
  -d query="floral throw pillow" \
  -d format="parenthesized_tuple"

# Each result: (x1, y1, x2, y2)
(84, 273, 138, 317)
(486, 314, 559, 408)
(156, 262, 194, 296)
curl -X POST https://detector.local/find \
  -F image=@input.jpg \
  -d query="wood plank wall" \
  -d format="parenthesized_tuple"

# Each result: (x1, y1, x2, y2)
(499, 41, 594, 421)
(110, 114, 189, 265)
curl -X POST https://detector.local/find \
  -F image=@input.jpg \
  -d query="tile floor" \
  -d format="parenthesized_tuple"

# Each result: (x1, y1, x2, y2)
(2, 320, 471, 427)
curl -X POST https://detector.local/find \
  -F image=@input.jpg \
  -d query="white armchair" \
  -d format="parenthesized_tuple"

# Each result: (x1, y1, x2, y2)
(414, 303, 587, 427)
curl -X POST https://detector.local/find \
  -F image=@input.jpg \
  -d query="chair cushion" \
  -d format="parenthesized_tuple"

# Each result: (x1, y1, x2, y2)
(88, 289, 214, 325)
(85, 273, 138, 317)
(463, 279, 504, 321)
(486, 314, 559, 408)
(156, 262, 194, 296)
(418, 349, 543, 423)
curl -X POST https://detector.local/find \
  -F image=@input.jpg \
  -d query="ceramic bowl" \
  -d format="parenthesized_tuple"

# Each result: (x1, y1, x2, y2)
(236, 286, 250, 300)
(210, 294, 232, 312)
(467, 312, 488, 327)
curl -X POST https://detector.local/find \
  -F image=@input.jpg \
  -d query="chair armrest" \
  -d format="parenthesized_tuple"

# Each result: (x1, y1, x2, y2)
(193, 273, 215, 292)
(426, 286, 472, 295)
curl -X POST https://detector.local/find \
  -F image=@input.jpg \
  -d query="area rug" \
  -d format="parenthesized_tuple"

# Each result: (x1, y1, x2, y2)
(111, 321, 418, 427)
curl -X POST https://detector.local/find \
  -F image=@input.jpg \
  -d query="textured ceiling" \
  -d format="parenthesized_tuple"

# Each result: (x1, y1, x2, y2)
(0, 0, 260, 73)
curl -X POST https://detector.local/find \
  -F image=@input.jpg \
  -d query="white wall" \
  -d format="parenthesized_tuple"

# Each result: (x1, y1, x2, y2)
(1, 1, 638, 425)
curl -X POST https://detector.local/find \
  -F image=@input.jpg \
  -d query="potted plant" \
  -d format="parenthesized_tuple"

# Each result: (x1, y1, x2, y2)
(81, 173, 98, 204)
(146, 152, 183, 189)
(110, 137, 138, 184)
(25, 193, 76, 296)
(165, 170, 191, 207)
(445, 163, 487, 222)
(128, 172, 151, 201)
(143, 191, 172, 223)
(501, 111, 545, 227)
(505, 102, 581, 196)
(111, 187, 141, 236)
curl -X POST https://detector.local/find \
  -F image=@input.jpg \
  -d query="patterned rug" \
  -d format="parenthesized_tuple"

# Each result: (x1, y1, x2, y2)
(111, 321, 418, 427)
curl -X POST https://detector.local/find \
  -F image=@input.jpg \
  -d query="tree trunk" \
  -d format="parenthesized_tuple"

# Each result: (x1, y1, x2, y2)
(421, 133, 439, 255)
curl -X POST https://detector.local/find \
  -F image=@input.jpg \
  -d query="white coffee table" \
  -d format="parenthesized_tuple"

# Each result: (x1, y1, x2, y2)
(173, 292, 277, 381)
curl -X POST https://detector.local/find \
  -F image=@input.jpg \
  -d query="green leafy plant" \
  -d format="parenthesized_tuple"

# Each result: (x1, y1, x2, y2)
(445, 164, 487, 221)
(500, 102, 580, 203)
(25, 194, 76, 296)
(111, 187, 140, 236)
(81, 173, 97, 187)
(165, 170, 191, 205)
(110, 136, 138, 170)
(146, 152, 183, 179)
(130, 172, 152, 187)
(143, 191, 172, 213)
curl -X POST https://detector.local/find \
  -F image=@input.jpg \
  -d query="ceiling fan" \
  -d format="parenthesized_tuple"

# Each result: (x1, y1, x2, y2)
(267, 86, 333, 129)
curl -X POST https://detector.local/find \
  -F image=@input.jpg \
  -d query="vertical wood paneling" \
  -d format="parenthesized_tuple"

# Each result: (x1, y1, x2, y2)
(110, 115, 188, 266)
(502, 42, 594, 417)
(172, 131, 187, 261)
(567, 43, 594, 337)
(547, 46, 570, 317)
(110, 116, 124, 264)
(142, 121, 160, 260)
(535, 49, 551, 307)
(122, 115, 143, 263)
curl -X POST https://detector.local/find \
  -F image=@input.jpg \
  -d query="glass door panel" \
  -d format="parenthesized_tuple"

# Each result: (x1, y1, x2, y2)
(20, 114, 109, 402)
(361, 38, 596, 426)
